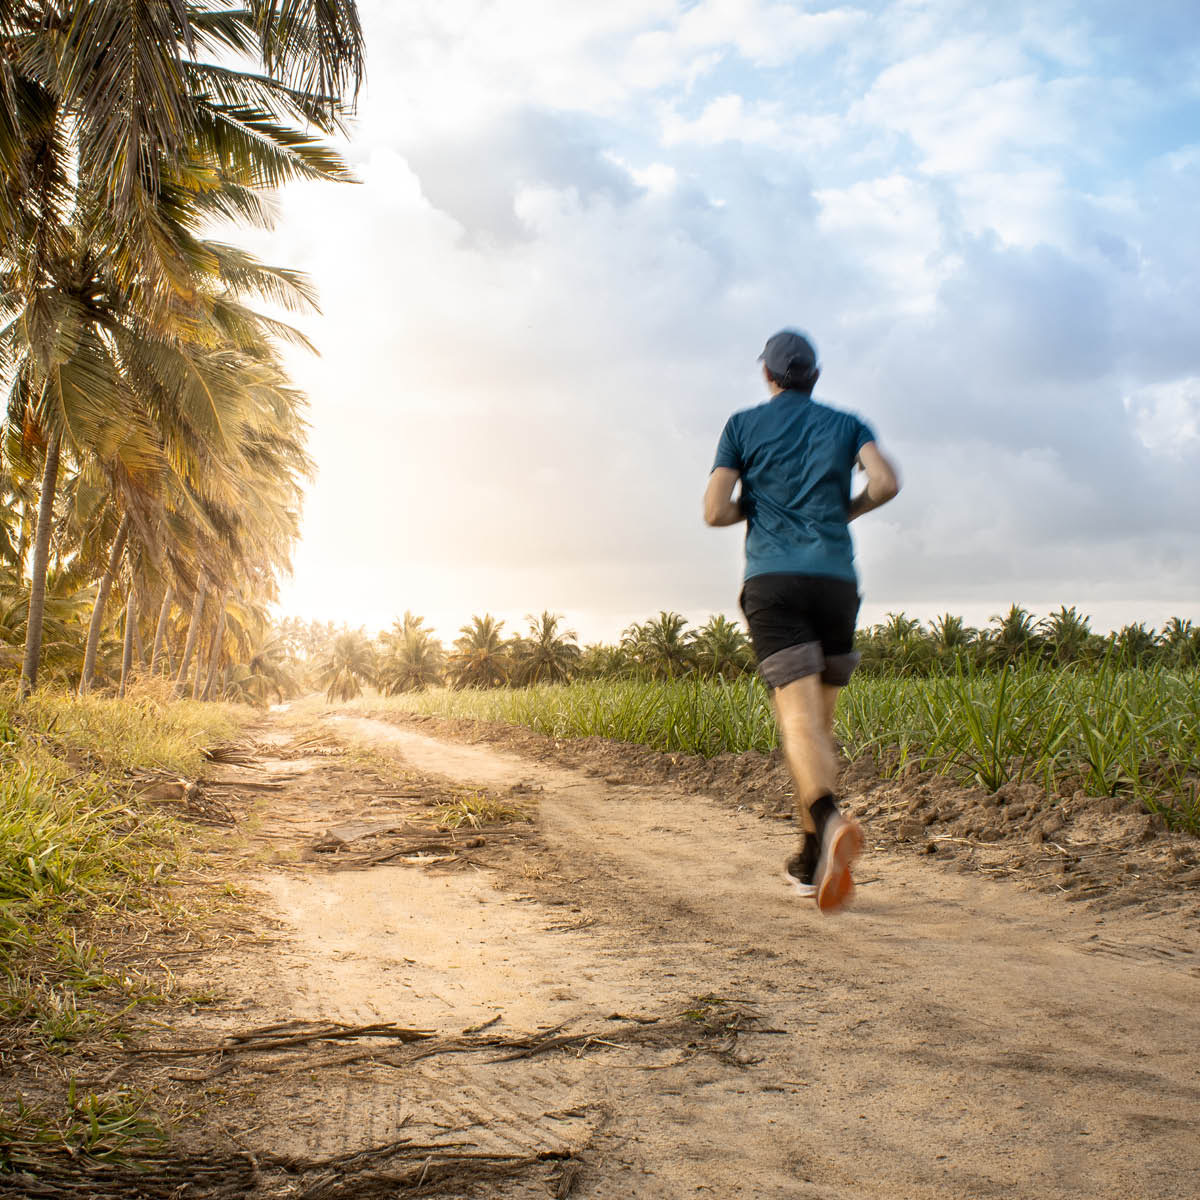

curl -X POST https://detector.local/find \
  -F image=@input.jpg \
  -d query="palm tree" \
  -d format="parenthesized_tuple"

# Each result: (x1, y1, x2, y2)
(576, 642, 633, 679)
(1112, 623, 1158, 668)
(1161, 617, 1198, 669)
(621, 612, 695, 679)
(448, 615, 511, 689)
(877, 611, 921, 643)
(870, 611, 933, 675)
(118, 587, 137, 698)
(149, 584, 175, 673)
(1039, 606, 1092, 666)
(171, 570, 213, 696)
(222, 633, 301, 706)
(511, 611, 580, 686)
(315, 629, 375, 702)
(77, 512, 130, 694)
(929, 613, 974, 651)
(987, 604, 1040, 666)
(378, 612, 445, 693)
(0, 1, 362, 310)
(692, 614, 753, 679)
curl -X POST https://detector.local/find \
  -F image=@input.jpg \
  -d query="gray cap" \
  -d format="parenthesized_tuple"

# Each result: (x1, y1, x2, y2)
(759, 329, 818, 386)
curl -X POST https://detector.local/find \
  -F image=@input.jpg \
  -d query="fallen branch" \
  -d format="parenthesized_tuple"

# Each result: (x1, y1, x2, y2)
(124, 1019, 435, 1059)
(111, 1003, 767, 1086)
(0, 1140, 584, 1200)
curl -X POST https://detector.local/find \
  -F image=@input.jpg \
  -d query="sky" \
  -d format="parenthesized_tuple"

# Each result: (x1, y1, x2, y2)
(260, 0, 1200, 644)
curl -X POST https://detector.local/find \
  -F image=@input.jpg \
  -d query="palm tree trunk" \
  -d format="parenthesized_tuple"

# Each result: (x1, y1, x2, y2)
(175, 575, 207, 695)
(79, 514, 130, 695)
(132, 610, 146, 665)
(15, 499, 29, 579)
(20, 435, 61, 697)
(119, 589, 137, 698)
(150, 585, 174, 673)
(191, 631, 207, 699)
(201, 596, 227, 701)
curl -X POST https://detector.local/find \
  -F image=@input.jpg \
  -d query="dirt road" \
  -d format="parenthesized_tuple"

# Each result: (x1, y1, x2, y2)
(170, 711, 1199, 1198)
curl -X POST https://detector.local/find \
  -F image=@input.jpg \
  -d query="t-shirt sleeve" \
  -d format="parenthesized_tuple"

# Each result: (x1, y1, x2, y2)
(712, 417, 742, 471)
(851, 415, 876, 455)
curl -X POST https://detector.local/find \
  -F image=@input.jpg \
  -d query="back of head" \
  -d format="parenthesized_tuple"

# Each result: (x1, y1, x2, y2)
(760, 329, 820, 393)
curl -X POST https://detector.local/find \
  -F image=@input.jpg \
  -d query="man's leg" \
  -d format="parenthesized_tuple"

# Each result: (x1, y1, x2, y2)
(773, 671, 859, 913)
(821, 681, 840, 737)
(772, 674, 838, 832)
(741, 574, 860, 909)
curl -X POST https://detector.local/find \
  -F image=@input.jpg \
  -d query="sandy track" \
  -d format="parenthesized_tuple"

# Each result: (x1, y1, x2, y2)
(299, 714, 1200, 1200)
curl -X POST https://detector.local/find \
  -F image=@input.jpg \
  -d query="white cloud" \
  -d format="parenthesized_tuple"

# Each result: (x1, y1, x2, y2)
(662, 94, 783, 146)
(675, 1, 869, 68)
(261, 0, 1200, 636)
(815, 173, 953, 310)
(1125, 379, 1200, 457)
(606, 153, 679, 195)
(858, 37, 1071, 174)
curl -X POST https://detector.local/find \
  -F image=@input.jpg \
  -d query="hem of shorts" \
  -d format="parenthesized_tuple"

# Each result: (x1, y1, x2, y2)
(759, 642, 825, 688)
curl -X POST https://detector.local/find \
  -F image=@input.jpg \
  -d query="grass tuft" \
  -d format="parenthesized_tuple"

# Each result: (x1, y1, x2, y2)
(433, 791, 531, 829)
(0, 1084, 166, 1169)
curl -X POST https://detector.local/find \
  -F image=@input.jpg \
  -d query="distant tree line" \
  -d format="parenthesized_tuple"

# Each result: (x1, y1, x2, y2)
(277, 603, 1200, 703)
(277, 610, 755, 701)
(857, 605, 1200, 675)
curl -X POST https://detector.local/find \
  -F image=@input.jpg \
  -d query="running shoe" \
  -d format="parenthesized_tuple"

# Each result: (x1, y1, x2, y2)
(782, 853, 816, 898)
(814, 813, 863, 915)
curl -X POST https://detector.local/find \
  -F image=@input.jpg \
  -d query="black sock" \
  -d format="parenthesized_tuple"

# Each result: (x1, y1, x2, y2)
(809, 793, 838, 839)
(800, 831, 820, 875)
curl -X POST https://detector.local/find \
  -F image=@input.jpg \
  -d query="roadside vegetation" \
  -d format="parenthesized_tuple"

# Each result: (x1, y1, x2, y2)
(0, 689, 240, 1159)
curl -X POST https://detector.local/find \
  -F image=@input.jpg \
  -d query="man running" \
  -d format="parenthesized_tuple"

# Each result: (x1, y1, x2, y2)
(704, 330, 899, 914)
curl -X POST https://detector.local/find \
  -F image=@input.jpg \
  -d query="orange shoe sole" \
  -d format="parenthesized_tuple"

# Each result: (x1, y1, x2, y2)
(817, 819, 863, 915)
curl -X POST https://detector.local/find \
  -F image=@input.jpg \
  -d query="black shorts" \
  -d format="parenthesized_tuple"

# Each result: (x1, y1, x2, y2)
(739, 573, 861, 689)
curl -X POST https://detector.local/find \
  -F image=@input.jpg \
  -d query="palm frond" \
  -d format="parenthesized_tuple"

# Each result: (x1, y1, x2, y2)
(247, 0, 365, 113)
(194, 101, 355, 186)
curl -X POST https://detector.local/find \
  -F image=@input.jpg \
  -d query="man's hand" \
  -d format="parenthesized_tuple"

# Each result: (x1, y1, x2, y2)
(848, 441, 900, 521)
(704, 467, 746, 526)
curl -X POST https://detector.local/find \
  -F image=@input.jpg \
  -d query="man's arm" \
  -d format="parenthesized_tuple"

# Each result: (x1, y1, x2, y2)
(704, 467, 745, 526)
(848, 441, 900, 521)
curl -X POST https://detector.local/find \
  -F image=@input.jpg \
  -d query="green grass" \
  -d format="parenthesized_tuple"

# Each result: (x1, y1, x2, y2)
(358, 664, 1200, 833)
(0, 691, 239, 924)
(0, 1083, 166, 1169)
(0, 687, 245, 1161)
(11, 691, 240, 778)
(433, 791, 531, 829)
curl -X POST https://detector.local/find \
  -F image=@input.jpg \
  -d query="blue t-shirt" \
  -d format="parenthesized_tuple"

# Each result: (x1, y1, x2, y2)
(712, 391, 875, 583)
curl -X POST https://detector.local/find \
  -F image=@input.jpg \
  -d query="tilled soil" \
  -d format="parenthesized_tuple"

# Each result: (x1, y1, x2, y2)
(27, 709, 1198, 1200)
